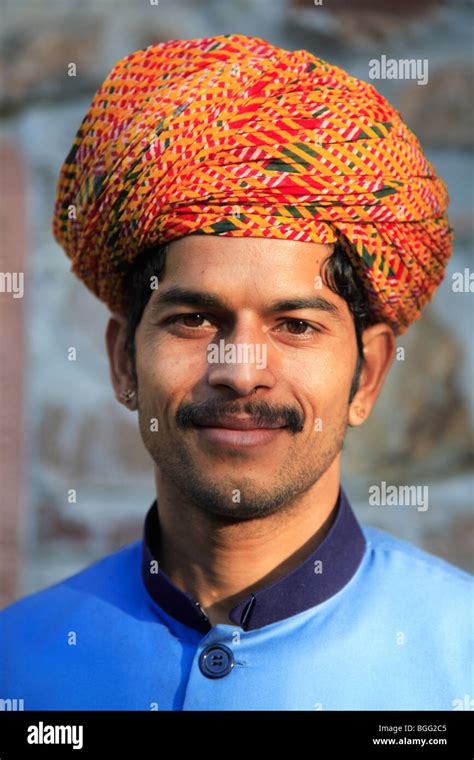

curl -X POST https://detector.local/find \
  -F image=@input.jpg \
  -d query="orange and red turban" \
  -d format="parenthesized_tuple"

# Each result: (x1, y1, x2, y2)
(52, 34, 453, 335)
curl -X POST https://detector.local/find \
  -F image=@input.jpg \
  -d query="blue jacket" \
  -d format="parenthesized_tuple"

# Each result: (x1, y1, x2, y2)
(1, 487, 472, 710)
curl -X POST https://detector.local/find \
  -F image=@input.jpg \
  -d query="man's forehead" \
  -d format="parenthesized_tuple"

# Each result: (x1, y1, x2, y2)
(168, 234, 333, 259)
(145, 237, 345, 318)
(164, 236, 334, 280)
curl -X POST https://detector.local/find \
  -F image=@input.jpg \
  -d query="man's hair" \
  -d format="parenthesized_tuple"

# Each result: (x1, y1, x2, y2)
(122, 241, 372, 402)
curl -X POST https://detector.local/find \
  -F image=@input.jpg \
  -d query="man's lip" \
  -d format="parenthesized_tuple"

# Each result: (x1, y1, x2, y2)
(195, 426, 286, 448)
(193, 418, 287, 431)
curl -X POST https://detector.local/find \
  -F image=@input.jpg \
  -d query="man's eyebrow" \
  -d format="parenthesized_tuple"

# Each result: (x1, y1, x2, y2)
(268, 296, 342, 320)
(147, 287, 342, 320)
(147, 288, 228, 315)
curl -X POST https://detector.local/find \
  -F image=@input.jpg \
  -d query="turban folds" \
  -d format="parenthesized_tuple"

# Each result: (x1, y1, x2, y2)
(52, 34, 453, 335)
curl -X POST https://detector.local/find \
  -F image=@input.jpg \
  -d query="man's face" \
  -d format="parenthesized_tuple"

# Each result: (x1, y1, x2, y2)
(134, 235, 359, 521)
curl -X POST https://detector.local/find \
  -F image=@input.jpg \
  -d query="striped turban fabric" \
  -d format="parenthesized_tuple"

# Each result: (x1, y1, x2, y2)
(52, 34, 453, 335)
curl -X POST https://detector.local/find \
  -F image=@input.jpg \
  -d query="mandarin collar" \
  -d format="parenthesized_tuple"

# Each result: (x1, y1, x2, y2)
(141, 486, 366, 633)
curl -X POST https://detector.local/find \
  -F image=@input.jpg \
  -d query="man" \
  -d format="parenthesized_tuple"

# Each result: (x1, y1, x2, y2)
(1, 34, 471, 710)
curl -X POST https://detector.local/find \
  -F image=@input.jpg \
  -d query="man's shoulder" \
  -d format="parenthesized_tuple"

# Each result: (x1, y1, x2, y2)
(0, 539, 143, 626)
(360, 522, 472, 598)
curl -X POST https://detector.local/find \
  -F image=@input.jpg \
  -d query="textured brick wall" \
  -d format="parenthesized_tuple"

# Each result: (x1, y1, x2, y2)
(0, 140, 26, 607)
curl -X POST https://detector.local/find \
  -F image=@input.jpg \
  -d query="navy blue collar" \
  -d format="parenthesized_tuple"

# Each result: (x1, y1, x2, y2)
(141, 487, 366, 633)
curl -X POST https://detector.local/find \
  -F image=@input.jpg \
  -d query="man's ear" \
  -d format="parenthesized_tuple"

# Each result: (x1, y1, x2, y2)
(105, 312, 137, 410)
(348, 323, 395, 427)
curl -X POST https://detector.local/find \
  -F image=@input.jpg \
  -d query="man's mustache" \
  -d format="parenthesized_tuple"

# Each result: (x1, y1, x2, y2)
(176, 399, 304, 433)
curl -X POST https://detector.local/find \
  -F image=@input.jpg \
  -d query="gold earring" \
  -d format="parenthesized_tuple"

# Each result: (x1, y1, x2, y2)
(119, 388, 136, 404)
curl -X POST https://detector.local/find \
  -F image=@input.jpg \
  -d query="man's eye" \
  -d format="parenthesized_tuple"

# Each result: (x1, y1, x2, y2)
(164, 315, 321, 336)
(277, 319, 321, 336)
(168, 313, 213, 328)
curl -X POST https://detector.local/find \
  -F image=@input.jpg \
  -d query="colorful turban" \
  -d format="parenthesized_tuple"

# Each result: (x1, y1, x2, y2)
(52, 34, 453, 335)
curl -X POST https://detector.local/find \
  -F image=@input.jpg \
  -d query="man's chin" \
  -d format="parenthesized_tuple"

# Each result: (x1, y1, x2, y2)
(185, 497, 287, 522)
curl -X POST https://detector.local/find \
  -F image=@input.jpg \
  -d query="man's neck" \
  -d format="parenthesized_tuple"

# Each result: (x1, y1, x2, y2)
(152, 465, 341, 626)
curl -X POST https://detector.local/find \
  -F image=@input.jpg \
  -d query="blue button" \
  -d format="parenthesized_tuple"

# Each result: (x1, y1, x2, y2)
(199, 644, 235, 679)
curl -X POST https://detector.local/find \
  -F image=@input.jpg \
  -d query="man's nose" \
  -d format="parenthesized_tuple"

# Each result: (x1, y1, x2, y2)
(206, 319, 276, 396)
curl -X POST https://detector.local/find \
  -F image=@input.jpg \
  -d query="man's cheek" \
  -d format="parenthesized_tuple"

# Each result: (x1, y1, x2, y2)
(144, 355, 201, 385)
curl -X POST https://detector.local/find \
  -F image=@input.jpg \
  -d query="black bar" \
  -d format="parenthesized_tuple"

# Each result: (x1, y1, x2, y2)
(0, 710, 471, 757)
